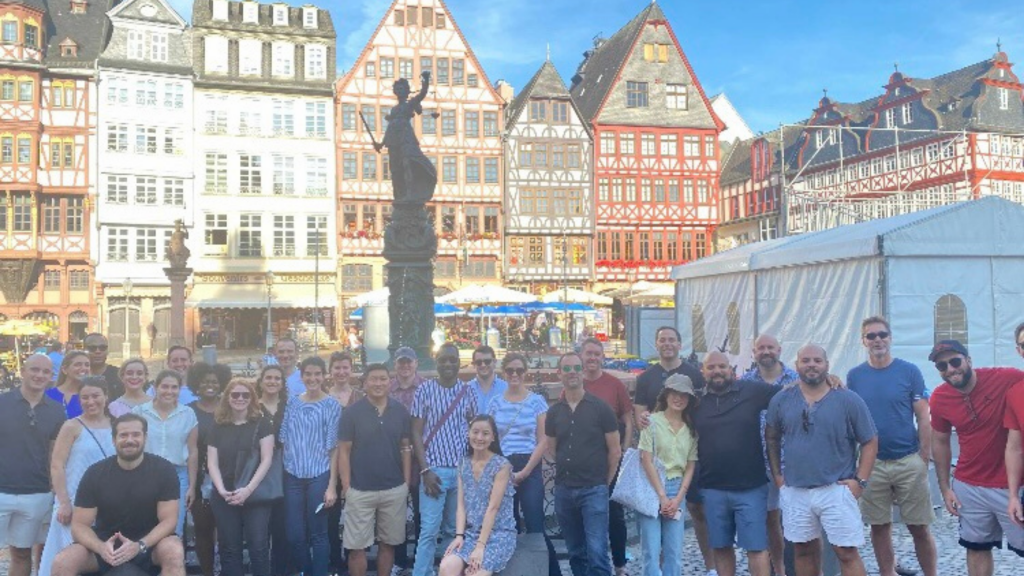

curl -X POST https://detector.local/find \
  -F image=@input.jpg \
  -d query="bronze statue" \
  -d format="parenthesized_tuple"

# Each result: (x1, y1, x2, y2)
(370, 71, 438, 204)
(166, 219, 190, 269)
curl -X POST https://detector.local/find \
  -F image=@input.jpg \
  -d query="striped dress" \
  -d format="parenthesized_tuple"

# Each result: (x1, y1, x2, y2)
(279, 394, 342, 478)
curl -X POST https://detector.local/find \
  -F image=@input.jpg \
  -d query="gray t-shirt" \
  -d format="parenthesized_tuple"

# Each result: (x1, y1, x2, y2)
(766, 386, 876, 488)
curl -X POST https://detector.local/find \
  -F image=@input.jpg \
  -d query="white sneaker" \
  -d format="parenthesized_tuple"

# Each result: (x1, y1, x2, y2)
(707, 570, 719, 576)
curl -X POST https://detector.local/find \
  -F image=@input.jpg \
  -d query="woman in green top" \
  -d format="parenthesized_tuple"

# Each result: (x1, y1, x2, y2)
(638, 374, 698, 576)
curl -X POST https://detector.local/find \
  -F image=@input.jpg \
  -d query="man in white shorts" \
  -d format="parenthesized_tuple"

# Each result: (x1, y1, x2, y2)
(766, 344, 878, 576)
(0, 354, 66, 576)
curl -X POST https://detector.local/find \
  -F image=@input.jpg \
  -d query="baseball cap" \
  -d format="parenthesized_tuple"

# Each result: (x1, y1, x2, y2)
(664, 374, 696, 397)
(393, 346, 418, 361)
(928, 340, 969, 362)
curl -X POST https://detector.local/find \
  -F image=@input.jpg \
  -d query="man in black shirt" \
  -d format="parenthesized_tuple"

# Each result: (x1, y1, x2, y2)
(546, 352, 620, 576)
(51, 414, 184, 576)
(693, 351, 780, 576)
(339, 363, 412, 576)
(84, 333, 123, 399)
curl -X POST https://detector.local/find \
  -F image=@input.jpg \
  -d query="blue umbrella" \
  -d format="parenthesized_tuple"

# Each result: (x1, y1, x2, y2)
(519, 301, 549, 311)
(351, 303, 464, 320)
(543, 302, 597, 313)
(467, 305, 527, 317)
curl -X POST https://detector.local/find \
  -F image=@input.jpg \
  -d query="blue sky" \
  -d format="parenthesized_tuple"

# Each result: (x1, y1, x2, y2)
(168, 0, 1022, 133)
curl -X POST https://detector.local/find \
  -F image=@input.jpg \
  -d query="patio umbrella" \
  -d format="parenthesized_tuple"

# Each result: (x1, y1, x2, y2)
(542, 288, 613, 306)
(437, 284, 535, 305)
(0, 320, 48, 372)
(348, 287, 390, 308)
(350, 302, 464, 320)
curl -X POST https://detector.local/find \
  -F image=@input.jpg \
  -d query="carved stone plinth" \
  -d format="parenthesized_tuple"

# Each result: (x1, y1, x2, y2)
(163, 267, 193, 349)
(384, 202, 437, 368)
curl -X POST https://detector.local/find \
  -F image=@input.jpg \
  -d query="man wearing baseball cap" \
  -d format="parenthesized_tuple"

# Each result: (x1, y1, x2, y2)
(929, 339, 1024, 574)
(387, 345, 425, 573)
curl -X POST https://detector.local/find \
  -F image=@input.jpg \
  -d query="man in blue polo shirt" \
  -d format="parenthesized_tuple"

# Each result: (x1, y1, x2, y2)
(848, 317, 936, 576)
(0, 354, 66, 576)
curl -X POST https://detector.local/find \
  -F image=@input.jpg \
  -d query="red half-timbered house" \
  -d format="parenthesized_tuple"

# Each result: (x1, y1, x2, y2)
(569, 3, 722, 289)
(0, 0, 109, 341)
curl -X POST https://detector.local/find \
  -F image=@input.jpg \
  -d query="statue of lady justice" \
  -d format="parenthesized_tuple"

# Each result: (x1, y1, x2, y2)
(371, 71, 438, 204)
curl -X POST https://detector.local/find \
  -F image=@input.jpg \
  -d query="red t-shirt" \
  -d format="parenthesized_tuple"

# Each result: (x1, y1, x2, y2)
(559, 372, 633, 423)
(930, 367, 1024, 488)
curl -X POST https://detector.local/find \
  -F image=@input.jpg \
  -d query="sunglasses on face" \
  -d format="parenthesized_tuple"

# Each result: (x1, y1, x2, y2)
(473, 359, 493, 367)
(864, 331, 890, 341)
(504, 367, 526, 376)
(560, 365, 583, 373)
(86, 345, 108, 352)
(934, 357, 964, 372)
(230, 391, 251, 400)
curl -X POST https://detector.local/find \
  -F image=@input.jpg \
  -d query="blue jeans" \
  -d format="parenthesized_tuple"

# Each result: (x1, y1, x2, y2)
(508, 454, 563, 576)
(554, 484, 612, 576)
(174, 465, 188, 536)
(285, 471, 330, 576)
(413, 466, 458, 576)
(639, 477, 685, 576)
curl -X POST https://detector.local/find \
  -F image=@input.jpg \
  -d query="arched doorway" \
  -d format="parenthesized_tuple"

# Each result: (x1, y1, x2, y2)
(69, 311, 89, 343)
(109, 306, 141, 358)
(152, 307, 170, 355)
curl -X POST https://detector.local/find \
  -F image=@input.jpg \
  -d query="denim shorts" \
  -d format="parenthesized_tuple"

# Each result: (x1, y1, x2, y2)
(701, 484, 769, 551)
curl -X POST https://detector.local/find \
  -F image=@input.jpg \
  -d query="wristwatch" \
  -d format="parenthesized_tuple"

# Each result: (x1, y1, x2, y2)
(854, 476, 869, 489)
(137, 539, 149, 555)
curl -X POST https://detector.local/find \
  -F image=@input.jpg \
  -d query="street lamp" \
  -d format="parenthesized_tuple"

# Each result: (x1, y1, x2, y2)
(121, 278, 133, 359)
(265, 271, 275, 351)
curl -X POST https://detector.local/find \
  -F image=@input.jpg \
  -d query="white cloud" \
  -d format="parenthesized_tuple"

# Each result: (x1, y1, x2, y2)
(340, 0, 393, 70)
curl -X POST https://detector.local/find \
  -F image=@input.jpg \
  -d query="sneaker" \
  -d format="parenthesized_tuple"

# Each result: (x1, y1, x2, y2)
(707, 570, 719, 576)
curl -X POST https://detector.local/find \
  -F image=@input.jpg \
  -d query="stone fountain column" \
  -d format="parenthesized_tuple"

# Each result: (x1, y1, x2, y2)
(164, 219, 193, 349)
(383, 202, 437, 369)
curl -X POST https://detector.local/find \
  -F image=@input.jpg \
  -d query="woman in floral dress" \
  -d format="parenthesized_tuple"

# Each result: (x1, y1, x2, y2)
(440, 415, 517, 576)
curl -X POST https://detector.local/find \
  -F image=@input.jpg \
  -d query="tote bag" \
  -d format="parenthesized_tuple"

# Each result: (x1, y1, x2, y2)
(233, 424, 284, 504)
(610, 426, 666, 518)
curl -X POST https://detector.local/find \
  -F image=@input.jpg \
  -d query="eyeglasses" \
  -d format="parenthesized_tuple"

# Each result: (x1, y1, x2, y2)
(1017, 341, 1024, 349)
(864, 331, 890, 341)
(473, 359, 493, 367)
(504, 367, 527, 376)
(934, 357, 964, 372)
(230, 391, 251, 400)
(86, 345, 108, 352)
(27, 407, 36, 428)
(560, 365, 583, 373)
(801, 408, 812, 432)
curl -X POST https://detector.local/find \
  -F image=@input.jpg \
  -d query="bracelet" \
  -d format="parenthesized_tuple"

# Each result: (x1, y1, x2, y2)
(419, 468, 431, 476)
(455, 533, 465, 538)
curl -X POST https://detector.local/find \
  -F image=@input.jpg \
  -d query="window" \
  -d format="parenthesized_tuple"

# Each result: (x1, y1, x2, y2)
(135, 80, 157, 106)
(394, 9, 405, 25)
(272, 99, 294, 135)
(567, 144, 581, 168)
(107, 175, 128, 203)
(273, 216, 295, 256)
(884, 108, 895, 128)
(204, 36, 228, 73)
(273, 155, 295, 194)
(437, 58, 449, 84)
(552, 101, 568, 123)
(127, 30, 145, 60)
(361, 152, 377, 180)
(442, 156, 457, 183)
(999, 88, 1010, 111)
(465, 157, 480, 183)
(452, 59, 464, 85)
(527, 238, 544, 264)
(667, 84, 688, 109)
(136, 229, 159, 261)
(18, 79, 32, 102)
(341, 204, 357, 230)
(683, 135, 699, 157)
(901, 102, 913, 124)
(205, 153, 227, 193)
(436, 13, 446, 28)
(213, 0, 229, 20)
(683, 180, 694, 203)
(134, 126, 156, 154)
(305, 156, 327, 194)
(135, 177, 157, 204)
(483, 112, 498, 137)
(643, 43, 669, 62)
(620, 132, 635, 155)
(69, 270, 89, 289)
(163, 83, 183, 108)
(1, 21, 16, 43)
(1, 79, 13, 100)
(399, 58, 413, 79)
(239, 39, 262, 76)
(660, 134, 677, 156)
(205, 214, 228, 252)
(342, 264, 373, 292)
(303, 6, 317, 28)
(465, 111, 479, 138)
(342, 152, 357, 180)
(600, 132, 615, 154)
(42, 198, 60, 234)
(306, 215, 327, 256)
(691, 304, 707, 353)
(640, 179, 652, 202)
(696, 232, 706, 258)
(697, 180, 709, 204)
(641, 133, 656, 156)
(441, 110, 456, 136)
(484, 158, 498, 183)
(243, 1, 258, 23)
(163, 179, 184, 205)
(419, 56, 432, 78)
(106, 124, 128, 152)
(626, 81, 648, 108)
(422, 6, 434, 26)
(107, 228, 130, 261)
(239, 106, 262, 135)
(272, 42, 294, 77)
(239, 154, 262, 194)
(934, 294, 968, 344)
(273, 4, 288, 26)
(163, 128, 182, 155)
(381, 106, 391, 132)
(552, 144, 564, 169)
(704, 135, 715, 157)
(236, 214, 262, 257)
(150, 34, 168, 62)
(17, 136, 30, 163)
(534, 144, 547, 167)
(364, 61, 376, 78)
(341, 103, 356, 131)
(379, 58, 394, 79)
(0, 136, 10, 163)
(421, 108, 436, 135)
(468, 74, 478, 87)
(305, 101, 327, 137)
(530, 101, 546, 122)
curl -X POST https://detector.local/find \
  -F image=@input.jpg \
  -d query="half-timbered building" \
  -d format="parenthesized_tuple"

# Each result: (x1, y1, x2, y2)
(0, 0, 111, 342)
(718, 49, 1024, 248)
(335, 0, 505, 300)
(569, 3, 723, 289)
(187, 0, 338, 349)
(95, 0, 194, 356)
(504, 60, 593, 292)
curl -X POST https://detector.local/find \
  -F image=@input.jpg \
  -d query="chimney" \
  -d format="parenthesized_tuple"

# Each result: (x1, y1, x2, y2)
(495, 80, 515, 104)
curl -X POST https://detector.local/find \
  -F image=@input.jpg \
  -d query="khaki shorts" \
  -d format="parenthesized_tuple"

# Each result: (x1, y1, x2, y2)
(343, 484, 409, 550)
(0, 492, 53, 549)
(860, 453, 935, 526)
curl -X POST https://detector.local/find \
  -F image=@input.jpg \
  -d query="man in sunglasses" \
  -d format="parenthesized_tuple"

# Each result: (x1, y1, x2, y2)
(467, 345, 506, 415)
(929, 339, 1024, 573)
(847, 317, 936, 576)
(0, 355, 65, 576)
(84, 333, 124, 399)
(766, 344, 877, 576)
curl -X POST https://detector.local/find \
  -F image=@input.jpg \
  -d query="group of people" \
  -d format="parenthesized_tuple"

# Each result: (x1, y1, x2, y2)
(2, 319, 1023, 576)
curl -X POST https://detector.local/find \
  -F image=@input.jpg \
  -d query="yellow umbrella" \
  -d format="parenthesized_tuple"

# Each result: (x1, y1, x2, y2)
(0, 320, 49, 373)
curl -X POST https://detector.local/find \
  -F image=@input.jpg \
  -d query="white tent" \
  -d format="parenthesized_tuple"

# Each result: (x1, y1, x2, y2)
(348, 287, 390, 307)
(436, 284, 535, 305)
(671, 197, 1024, 379)
(542, 288, 613, 306)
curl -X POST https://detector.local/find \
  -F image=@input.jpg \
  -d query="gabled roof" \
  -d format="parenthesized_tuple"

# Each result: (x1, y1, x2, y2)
(191, 0, 335, 38)
(1, 0, 47, 12)
(569, 2, 664, 122)
(506, 60, 587, 132)
(43, 0, 116, 69)
(108, 0, 188, 28)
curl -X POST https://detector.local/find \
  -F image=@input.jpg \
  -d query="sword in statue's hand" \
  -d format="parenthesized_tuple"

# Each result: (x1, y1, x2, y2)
(359, 111, 383, 153)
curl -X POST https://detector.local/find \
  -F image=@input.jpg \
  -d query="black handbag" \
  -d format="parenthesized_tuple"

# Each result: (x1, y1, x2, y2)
(233, 422, 284, 504)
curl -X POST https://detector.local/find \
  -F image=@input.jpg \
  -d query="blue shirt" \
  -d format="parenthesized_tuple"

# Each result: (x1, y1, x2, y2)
(47, 352, 64, 381)
(766, 386, 876, 488)
(412, 379, 478, 468)
(487, 392, 548, 456)
(741, 364, 800, 388)
(45, 387, 82, 418)
(847, 358, 925, 461)
(0, 389, 66, 494)
(286, 370, 305, 397)
(146, 384, 198, 405)
(280, 395, 342, 478)
(468, 376, 507, 415)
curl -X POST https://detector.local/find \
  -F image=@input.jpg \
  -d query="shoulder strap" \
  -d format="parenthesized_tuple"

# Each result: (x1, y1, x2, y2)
(76, 417, 109, 458)
(424, 384, 470, 450)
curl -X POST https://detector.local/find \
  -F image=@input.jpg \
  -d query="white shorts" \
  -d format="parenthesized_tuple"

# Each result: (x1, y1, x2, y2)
(780, 483, 864, 547)
(0, 492, 53, 549)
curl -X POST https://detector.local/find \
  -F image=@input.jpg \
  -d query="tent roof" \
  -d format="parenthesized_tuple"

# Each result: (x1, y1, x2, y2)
(672, 197, 1024, 280)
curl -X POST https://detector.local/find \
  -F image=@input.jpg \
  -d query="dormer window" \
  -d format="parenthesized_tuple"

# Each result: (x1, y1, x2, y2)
(59, 38, 77, 57)
(999, 87, 1010, 110)
(302, 6, 317, 28)
(273, 4, 288, 26)
(24, 23, 38, 48)
(901, 102, 913, 124)
(70, 0, 87, 14)
(212, 0, 228, 21)
(242, 1, 258, 24)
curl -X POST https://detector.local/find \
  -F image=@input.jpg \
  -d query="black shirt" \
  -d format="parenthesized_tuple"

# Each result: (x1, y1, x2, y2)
(0, 389, 66, 494)
(190, 402, 217, 489)
(635, 361, 705, 412)
(545, 392, 618, 488)
(260, 397, 288, 447)
(99, 365, 124, 400)
(75, 454, 180, 541)
(210, 419, 274, 491)
(692, 380, 779, 491)
(339, 397, 411, 491)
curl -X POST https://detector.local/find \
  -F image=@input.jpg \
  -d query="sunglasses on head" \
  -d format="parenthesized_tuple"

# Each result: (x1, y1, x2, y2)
(230, 391, 251, 400)
(504, 367, 526, 376)
(86, 345, 108, 352)
(934, 357, 964, 372)
(560, 364, 583, 373)
(864, 331, 890, 341)
(473, 358, 493, 367)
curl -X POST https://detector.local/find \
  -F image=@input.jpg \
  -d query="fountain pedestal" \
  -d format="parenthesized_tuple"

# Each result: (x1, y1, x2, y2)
(383, 202, 437, 369)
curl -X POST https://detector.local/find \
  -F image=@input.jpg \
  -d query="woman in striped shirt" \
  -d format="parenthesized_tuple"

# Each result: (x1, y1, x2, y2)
(279, 356, 341, 576)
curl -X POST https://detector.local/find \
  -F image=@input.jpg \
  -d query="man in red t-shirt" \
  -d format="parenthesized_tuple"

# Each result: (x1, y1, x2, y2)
(1005, 322, 1024, 529)
(929, 339, 1024, 574)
